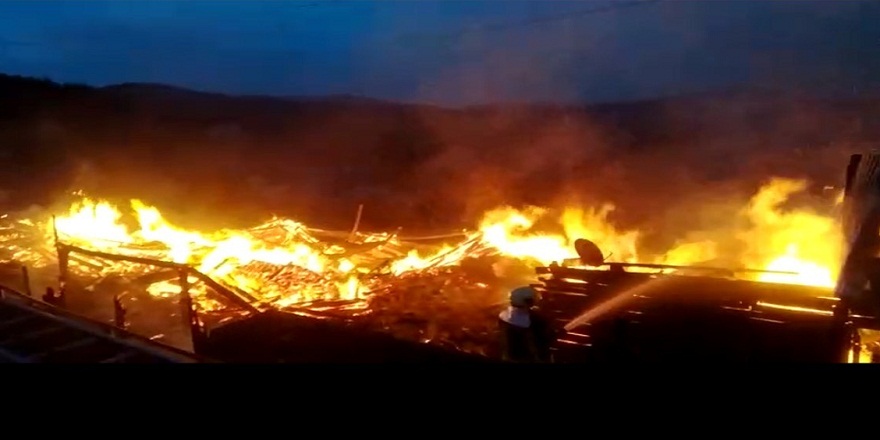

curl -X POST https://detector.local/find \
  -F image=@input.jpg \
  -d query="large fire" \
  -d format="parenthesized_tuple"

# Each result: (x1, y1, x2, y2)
(0, 178, 843, 314)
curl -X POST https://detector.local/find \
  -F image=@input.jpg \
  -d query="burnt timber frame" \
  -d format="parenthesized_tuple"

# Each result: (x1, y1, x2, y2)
(0, 284, 205, 363)
(55, 242, 260, 310)
(53, 241, 263, 354)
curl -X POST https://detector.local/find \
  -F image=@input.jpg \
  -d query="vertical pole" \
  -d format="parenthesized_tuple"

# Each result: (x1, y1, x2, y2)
(52, 215, 59, 247)
(178, 267, 202, 353)
(348, 204, 364, 242)
(833, 302, 852, 362)
(56, 246, 69, 306)
(113, 294, 127, 329)
(52, 215, 69, 299)
(20, 265, 31, 297)
(353, 274, 360, 300)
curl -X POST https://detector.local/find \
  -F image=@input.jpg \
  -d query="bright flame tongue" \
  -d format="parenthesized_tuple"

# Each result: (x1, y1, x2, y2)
(53, 198, 134, 245)
(31, 178, 843, 312)
(47, 196, 344, 306)
(475, 205, 641, 266)
(742, 179, 843, 288)
(478, 206, 572, 265)
(760, 245, 836, 288)
(132, 200, 209, 263)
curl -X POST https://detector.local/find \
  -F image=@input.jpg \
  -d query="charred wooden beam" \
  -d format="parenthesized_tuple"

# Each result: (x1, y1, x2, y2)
(57, 244, 69, 296)
(57, 242, 260, 313)
(348, 204, 364, 242)
(20, 265, 30, 296)
(60, 242, 183, 270)
(113, 294, 127, 329)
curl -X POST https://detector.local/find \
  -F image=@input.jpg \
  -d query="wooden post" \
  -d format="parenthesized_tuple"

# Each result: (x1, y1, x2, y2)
(52, 215, 59, 247)
(52, 214, 66, 304)
(178, 268, 203, 352)
(348, 204, 364, 242)
(56, 244, 70, 304)
(53, 216, 67, 292)
(20, 265, 31, 297)
(113, 294, 127, 329)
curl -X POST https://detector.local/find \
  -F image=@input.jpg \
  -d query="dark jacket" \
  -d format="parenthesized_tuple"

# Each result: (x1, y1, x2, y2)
(498, 306, 555, 362)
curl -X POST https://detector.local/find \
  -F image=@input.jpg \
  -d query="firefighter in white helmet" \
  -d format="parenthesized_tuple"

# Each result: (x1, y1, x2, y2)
(498, 286, 555, 362)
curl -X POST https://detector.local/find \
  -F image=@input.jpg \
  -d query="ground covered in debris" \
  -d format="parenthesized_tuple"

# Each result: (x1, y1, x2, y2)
(0, 203, 575, 360)
(0, 255, 538, 359)
(253, 256, 537, 358)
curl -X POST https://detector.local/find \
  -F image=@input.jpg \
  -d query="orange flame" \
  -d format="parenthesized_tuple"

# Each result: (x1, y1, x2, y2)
(741, 178, 843, 288)
(1, 177, 846, 314)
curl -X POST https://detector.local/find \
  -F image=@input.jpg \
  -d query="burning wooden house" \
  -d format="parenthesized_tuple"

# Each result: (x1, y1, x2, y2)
(0, 168, 872, 363)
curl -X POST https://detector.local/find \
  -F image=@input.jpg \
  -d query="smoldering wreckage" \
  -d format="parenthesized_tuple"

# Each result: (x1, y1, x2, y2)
(1, 154, 879, 363)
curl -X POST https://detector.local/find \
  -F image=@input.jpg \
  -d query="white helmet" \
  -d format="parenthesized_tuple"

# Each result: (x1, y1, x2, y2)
(509, 286, 536, 308)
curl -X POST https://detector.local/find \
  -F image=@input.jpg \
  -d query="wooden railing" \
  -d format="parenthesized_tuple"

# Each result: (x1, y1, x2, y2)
(0, 284, 207, 362)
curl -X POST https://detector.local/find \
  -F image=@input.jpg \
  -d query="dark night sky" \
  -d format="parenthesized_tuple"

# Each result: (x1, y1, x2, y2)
(1, 0, 879, 105)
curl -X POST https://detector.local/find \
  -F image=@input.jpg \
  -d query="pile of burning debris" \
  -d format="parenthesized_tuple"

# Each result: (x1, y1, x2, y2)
(0, 199, 537, 355)
(0, 181, 847, 357)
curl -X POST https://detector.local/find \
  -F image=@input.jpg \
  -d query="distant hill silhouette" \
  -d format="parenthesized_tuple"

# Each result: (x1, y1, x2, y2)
(0, 72, 877, 233)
